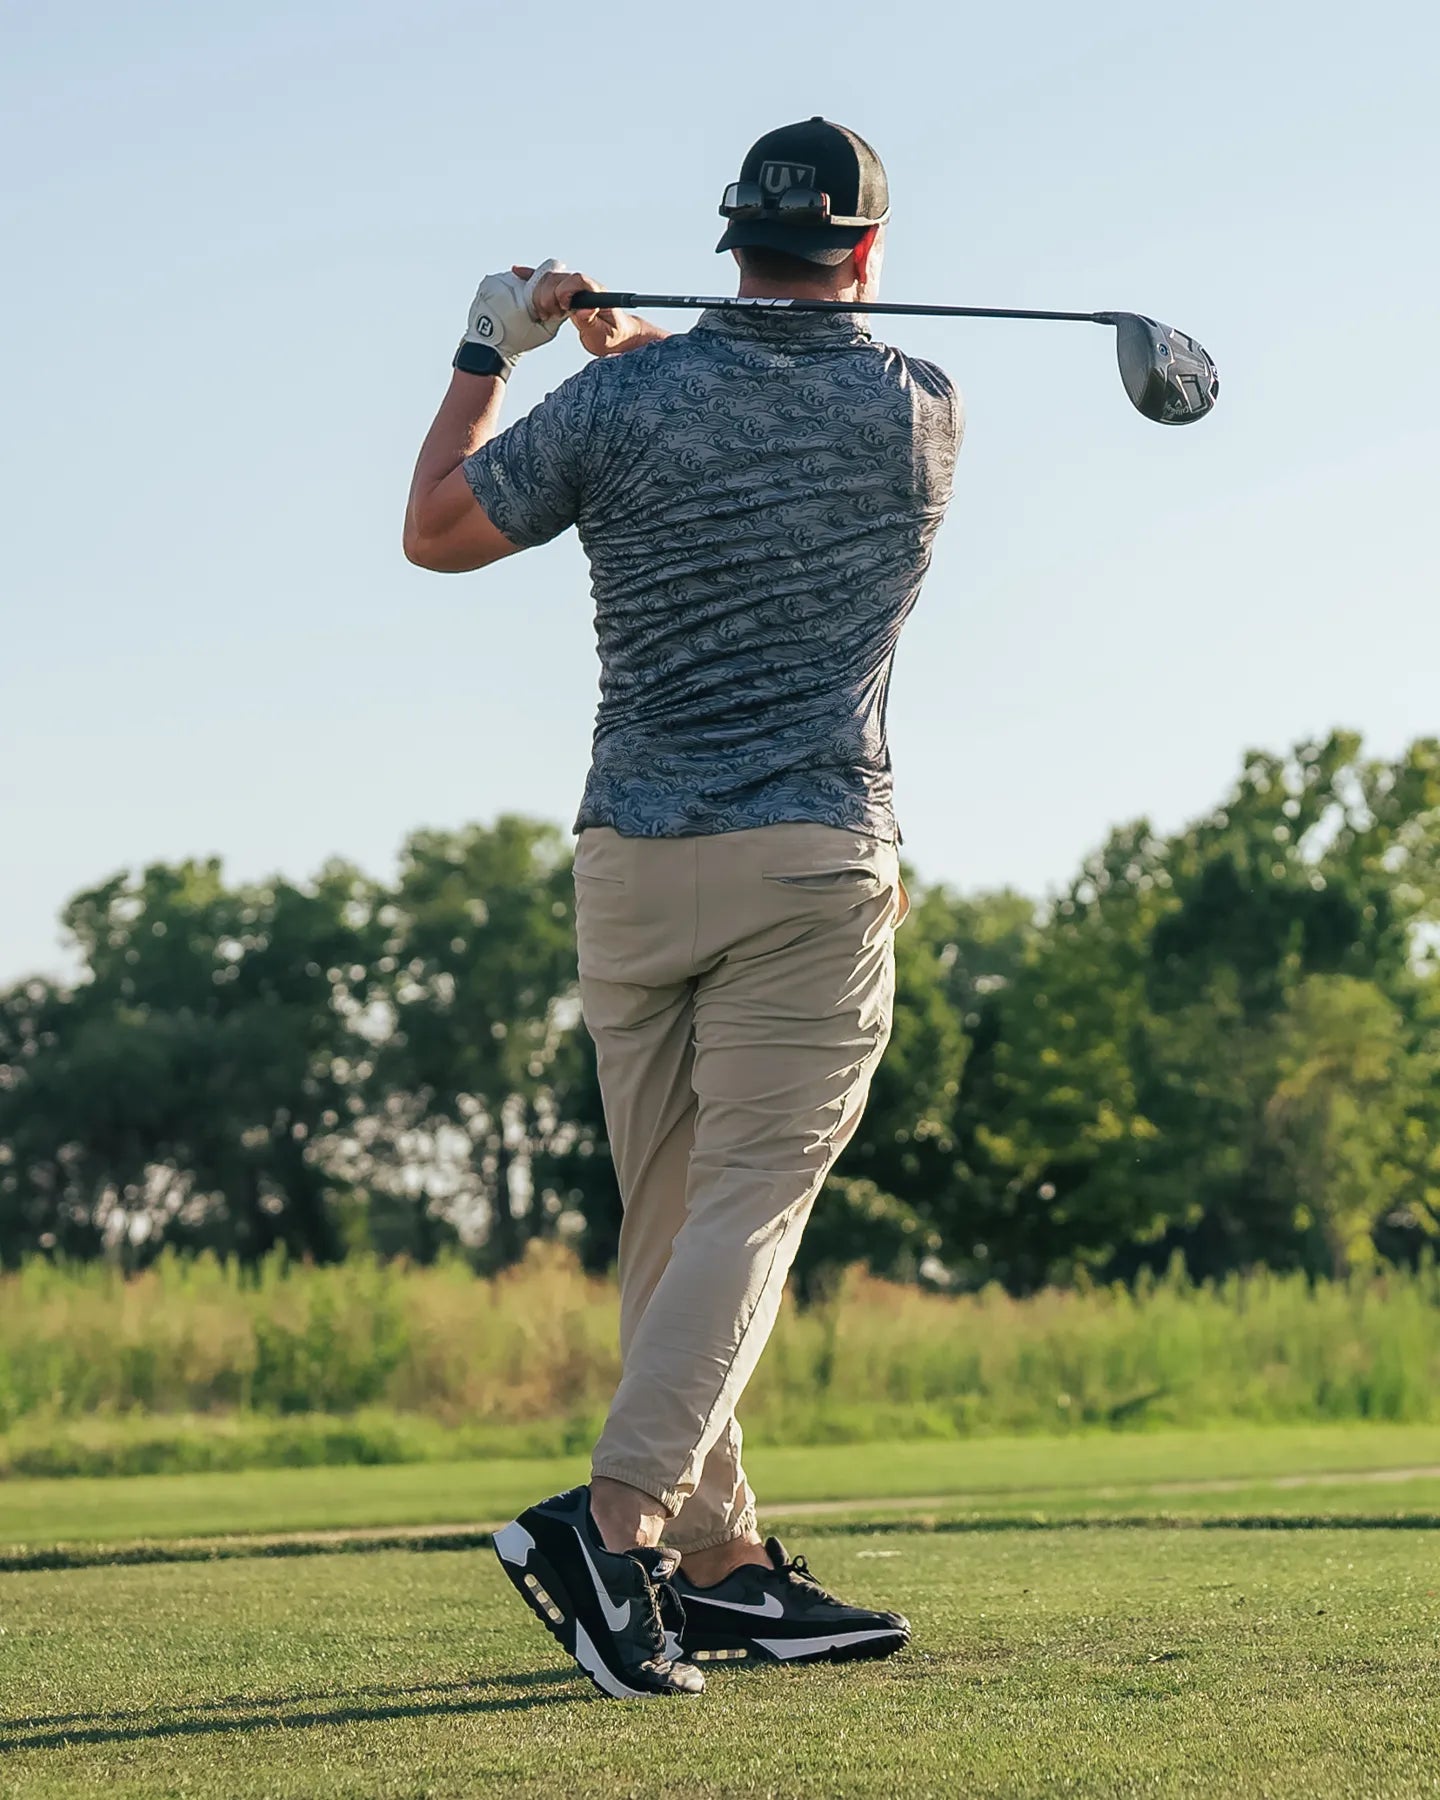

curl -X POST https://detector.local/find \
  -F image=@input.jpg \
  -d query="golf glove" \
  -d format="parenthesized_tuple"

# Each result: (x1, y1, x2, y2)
(454, 260, 567, 379)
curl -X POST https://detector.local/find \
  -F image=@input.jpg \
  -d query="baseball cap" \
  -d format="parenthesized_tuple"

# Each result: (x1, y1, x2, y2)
(716, 117, 889, 266)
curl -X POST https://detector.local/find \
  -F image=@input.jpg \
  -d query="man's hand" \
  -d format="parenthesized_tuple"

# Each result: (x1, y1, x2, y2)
(518, 265, 669, 359)
(455, 259, 568, 377)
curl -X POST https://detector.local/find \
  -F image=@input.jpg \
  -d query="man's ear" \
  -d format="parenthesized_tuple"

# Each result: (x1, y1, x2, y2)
(852, 225, 881, 286)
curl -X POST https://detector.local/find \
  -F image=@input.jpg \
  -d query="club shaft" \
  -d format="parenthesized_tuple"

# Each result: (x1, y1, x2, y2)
(569, 292, 1110, 325)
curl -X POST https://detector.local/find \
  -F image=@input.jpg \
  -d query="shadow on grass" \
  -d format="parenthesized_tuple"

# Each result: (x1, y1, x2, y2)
(3, 1674, 525, 1734)
(0, 1531, 495, 1575)
(0, 1668, 583, 1754)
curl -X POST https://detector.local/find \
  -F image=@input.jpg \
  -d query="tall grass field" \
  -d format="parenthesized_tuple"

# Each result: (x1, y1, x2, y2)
(3, 1247, 1439, 1477)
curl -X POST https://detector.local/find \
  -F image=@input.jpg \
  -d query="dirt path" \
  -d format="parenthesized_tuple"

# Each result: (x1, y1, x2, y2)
(788, 1461, 1440, 1515)
(7, 1462, 1440, 1574)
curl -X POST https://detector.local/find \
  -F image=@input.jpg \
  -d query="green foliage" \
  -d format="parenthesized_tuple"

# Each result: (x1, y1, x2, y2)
(3, 1252, 1440, 1477)
(1266, 975, 1420, 1271)
(792, 1177, 941, 1300)
(945, 733, 1440, 1286)
(0, 858, 384, 1266)
(371, 817, 591, 1266)
(1, 734, 1437, 1287)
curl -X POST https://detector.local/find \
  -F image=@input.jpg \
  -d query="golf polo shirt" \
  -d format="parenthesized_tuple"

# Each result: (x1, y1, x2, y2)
(463, 308, 962, 840)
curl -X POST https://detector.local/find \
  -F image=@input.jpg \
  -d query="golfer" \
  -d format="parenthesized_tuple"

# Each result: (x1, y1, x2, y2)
(404, 117, 962, 1699)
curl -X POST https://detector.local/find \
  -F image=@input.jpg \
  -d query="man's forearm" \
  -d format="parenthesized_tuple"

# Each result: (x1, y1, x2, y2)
(405, 370, 505, 548)
(403, 267, 668, 571)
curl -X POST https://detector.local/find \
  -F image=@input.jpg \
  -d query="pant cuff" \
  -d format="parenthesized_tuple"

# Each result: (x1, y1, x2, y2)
(590, 1461, 682, 1516)
(663, 1503, 759, 1556)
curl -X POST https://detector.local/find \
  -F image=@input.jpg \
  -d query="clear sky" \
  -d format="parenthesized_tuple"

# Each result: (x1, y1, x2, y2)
(3, 0, 1437, 986)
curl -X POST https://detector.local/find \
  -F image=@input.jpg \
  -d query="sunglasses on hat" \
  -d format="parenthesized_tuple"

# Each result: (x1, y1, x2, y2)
(719, 181, 889, 230)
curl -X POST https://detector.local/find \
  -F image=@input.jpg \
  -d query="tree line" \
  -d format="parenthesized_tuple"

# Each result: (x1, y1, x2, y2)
(2, 731, 1437, 1292)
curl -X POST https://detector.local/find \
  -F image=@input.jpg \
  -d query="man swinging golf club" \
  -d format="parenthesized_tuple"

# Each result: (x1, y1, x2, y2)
(404, 117, 962, 1699)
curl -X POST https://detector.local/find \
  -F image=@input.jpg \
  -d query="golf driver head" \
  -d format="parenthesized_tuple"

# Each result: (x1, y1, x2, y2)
(1109, 313, 1219, 425)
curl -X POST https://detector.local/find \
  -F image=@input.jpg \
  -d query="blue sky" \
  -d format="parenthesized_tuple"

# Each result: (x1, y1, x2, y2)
(3, 0, 1437, 984)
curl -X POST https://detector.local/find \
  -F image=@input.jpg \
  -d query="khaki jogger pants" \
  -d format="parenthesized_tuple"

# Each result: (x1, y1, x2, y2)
(577, 822, 905, 1553)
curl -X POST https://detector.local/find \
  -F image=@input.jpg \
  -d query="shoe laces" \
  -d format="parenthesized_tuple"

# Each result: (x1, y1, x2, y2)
(778, 1550, 839, 1607)
(630, 1555, 688, 1665)
(656, 1579, 688, 1654)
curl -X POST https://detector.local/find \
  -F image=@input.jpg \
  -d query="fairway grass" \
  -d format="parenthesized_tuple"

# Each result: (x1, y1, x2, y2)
(5, 1422, 1440, 1554)
(5, 1432, 1440, 1796)
(4, 1528, 1438, 1798)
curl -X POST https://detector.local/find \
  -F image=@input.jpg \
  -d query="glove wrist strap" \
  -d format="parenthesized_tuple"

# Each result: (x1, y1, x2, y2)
(453, 342, 511, 380)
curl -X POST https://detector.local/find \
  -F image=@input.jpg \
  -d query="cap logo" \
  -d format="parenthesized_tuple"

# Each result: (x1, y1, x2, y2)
(758, 160, 817, 196)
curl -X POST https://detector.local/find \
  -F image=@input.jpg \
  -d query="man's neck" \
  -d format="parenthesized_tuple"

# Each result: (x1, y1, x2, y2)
(735, 277, 860, 305)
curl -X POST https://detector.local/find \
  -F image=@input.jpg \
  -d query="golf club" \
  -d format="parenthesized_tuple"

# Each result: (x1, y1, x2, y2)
(567, 293, 1219, 426)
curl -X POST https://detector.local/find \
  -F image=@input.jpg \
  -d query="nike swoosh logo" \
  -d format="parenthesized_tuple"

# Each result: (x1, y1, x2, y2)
(689, 1591, 786, 1619)
(575, 1530, 631, 1632)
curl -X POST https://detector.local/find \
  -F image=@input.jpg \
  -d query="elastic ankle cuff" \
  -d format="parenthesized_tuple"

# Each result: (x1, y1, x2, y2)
(590, 1462, 682, 1516)
(663, 1504, 759, 1556)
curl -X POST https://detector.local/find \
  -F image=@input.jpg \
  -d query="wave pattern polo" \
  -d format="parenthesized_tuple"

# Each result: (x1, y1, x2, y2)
(462, 307, 963, 840)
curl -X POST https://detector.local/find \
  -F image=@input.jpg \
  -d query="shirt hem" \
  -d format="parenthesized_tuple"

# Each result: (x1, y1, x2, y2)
(572, 805, 899, 845)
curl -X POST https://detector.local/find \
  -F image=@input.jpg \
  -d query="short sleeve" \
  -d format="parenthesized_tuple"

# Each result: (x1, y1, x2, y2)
(909, 357, 963, 449)
(904, 356, 963, 506)
(462, 366, 599, 549)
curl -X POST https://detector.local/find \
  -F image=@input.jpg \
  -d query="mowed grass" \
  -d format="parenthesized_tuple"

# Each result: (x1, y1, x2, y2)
(4, 1527, 1440, 1798)
(3, 1423, 1440, 1553)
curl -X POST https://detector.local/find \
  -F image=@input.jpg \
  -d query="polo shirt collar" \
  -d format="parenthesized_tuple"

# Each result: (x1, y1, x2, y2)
(694, 306, 872, 349)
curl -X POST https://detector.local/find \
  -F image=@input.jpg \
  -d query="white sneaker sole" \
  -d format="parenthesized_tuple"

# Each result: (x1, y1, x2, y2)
(493, 1514, 702, 1702)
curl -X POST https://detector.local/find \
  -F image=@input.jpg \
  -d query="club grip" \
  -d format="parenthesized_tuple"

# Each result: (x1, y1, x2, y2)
(566, 291, 635, 310)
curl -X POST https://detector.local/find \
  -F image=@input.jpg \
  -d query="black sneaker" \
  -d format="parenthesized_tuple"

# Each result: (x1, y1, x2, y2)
(675, 1536, 910, 1667)
(492, 1485, 705, 1699)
